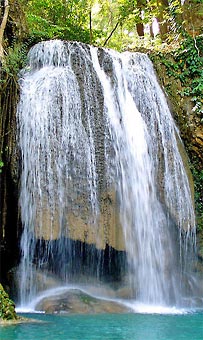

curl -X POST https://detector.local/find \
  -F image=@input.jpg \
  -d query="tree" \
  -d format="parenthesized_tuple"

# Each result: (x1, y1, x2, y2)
(0, 0, 9, 61)
(14, 0, 202, 50)
(23, 0, 92, 43)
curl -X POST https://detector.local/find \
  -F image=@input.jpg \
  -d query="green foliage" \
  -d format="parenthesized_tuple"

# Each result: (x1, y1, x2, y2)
(1, 43, 28, 82)
(0, 160, 4, 174)
(0, 284, 17, 320)
(22, 0, 92, 44)
(80, 293, 97, 304)
(150, 36, 203, 240)
(155, 36, 203, 118)
(16, 0, 202, 50)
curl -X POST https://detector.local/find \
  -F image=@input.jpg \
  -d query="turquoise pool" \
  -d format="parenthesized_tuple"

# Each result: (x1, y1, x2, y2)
(1, 312, 203, 340)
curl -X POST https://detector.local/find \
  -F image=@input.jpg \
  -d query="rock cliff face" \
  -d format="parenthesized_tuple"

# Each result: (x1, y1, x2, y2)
(0, 40, 199, 292)
(183, 1, 203, 37)
(36, 190, 124, 250)
(152, 60, 203, 166)
(14, 40, 199, 308)
(150, 37, 203, 260)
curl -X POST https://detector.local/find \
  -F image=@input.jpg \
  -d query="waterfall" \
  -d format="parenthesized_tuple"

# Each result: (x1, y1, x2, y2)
(17, 40, 197, 307)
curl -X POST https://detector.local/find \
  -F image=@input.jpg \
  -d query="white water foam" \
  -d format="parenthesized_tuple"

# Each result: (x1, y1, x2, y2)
(16, 285, 193, 315)
(123, 302, 190, 315)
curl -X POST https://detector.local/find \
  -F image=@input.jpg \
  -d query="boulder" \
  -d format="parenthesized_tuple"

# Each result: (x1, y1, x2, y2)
(35, 289, 131, 314)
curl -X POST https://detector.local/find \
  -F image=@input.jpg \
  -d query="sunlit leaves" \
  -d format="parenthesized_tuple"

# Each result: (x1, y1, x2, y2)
(24, 0, 92, 43)
(19, 0, 202, 49)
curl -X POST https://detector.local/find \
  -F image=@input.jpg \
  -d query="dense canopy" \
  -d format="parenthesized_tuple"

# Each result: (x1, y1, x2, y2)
(1, 0, 202, 52)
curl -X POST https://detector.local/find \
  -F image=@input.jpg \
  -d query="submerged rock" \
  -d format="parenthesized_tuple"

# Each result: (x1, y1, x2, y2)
(35, 289, 131, 314)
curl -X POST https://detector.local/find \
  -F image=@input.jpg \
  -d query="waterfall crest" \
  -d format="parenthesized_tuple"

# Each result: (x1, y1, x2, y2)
(17, 40, 197, 307)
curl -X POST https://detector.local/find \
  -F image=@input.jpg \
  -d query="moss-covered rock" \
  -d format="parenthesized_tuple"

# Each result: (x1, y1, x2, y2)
(35, 288, 131, 314)
(0, 283, 17, 320)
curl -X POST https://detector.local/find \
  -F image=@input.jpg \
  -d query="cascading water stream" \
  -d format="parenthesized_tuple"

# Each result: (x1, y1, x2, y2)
(90, 48, 174, 304)
(17, 40, 197, 308)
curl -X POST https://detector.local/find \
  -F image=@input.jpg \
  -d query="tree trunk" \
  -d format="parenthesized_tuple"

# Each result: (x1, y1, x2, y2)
(0, 0, 9, 61)
(136, 23, 144, 37)
(136, 0, 145, 37)
(150, 24, 154, 39)
(156, 0, 170, 41)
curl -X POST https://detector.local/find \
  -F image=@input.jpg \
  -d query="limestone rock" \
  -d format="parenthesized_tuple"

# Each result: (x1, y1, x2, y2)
(35, 289, 131, 314)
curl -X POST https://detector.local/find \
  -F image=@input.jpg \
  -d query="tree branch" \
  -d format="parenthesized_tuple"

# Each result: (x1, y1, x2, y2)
(103, 21, 120, 47)
(89, 10, 93, 44)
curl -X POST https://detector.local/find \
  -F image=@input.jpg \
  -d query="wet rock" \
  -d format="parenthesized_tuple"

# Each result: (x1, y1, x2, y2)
(35, 289, 131, 314)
